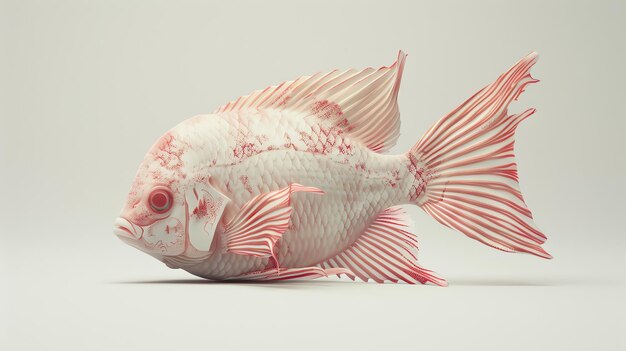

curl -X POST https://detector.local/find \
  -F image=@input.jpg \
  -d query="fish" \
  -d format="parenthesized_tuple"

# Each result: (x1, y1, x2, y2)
(113, 51, 551, 286)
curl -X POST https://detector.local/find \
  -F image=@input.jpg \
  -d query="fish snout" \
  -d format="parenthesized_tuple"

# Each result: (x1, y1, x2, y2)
(113, 217, 144, 240)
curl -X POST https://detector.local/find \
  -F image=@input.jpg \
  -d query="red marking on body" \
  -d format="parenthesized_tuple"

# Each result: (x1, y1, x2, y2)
(151, 132, 186, 178)
(150, 170, 163, 181)
(192, 175, 208, 186)
(131, 207, 158, 226)
(337, 142, 353, 156)
(298, 123, 346, 155)
(233, 140, 257, 159)
(239, 175, 253, 194)
(232, 130, 271, 160)
(354, 162, 366, 171)
(407, 153, 431, 202)
(387, 169, 400, 188)
(312, 100, 343, 120)
(192, 195, 222, 222)
(298, 131, 320, 153)
(283, 133, 298, 151)
(193, 198, 208, 218)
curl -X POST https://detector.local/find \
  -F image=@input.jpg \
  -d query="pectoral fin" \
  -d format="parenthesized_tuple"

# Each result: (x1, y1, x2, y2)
(223, 183, 324, 258)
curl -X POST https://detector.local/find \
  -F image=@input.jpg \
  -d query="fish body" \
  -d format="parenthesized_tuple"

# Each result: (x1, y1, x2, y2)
(114, 52, 551, 285)
(169, 111, 407, 278)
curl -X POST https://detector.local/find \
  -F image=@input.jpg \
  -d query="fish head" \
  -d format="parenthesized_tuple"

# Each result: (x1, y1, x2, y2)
(114, 130, 231, 260)
(113, 131, 191, 259)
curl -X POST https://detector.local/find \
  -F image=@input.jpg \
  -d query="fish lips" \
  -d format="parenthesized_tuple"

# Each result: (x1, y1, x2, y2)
(113, 217, 144, 240)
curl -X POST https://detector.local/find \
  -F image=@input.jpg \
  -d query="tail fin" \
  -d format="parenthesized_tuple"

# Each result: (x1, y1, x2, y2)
(409, 52, 551, 259)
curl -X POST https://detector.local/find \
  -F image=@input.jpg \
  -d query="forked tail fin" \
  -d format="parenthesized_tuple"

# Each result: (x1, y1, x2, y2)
(409, 52, 551, 259)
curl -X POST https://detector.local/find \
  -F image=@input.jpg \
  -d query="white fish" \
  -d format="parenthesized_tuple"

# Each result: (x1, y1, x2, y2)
(114, 51, 550, 285)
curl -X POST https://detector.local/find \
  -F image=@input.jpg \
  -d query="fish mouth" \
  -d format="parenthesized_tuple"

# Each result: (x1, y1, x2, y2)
(113, 217, 143, 240)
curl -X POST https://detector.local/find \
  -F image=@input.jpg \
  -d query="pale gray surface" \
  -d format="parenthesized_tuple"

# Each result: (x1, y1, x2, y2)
(1, 0, 625, 350)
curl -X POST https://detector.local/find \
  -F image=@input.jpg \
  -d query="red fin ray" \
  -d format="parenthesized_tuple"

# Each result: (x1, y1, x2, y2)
(319, 207, 447, 286)
(215, 52, 407, 153)
(223, 183, 323, 258)
(410, 52, 551, 259)
(229, 267, 352, 281)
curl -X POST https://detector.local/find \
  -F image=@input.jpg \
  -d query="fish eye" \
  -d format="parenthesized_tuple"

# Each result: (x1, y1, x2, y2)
(148, 187, 173, 213)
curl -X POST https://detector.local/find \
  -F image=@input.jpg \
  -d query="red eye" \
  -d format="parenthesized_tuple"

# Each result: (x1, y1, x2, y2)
(149, 188, 173, 213)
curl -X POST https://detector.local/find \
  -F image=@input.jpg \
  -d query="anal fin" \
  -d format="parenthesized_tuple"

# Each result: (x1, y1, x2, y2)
(319, 207, 448, 286)
(228, 267, 352, 281)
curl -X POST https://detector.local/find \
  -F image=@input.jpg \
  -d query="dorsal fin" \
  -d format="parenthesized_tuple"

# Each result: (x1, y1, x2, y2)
(214, 51, 407, 153)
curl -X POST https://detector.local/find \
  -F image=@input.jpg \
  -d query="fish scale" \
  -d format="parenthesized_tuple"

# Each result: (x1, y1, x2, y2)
(115, 51, 551, 285)
(189, 114, 407, 276)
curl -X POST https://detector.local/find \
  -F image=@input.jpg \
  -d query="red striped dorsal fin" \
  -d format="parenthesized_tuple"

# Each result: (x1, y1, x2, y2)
(214, 51, 407, 153)
(222, 183, 324, 259)
(319, 207, 447, 286)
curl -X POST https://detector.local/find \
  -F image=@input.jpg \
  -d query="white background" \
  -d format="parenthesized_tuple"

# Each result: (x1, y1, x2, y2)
(2, 1, 625, 350)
